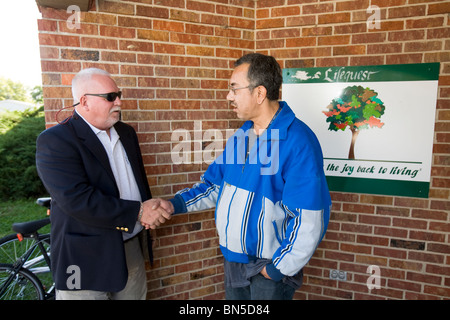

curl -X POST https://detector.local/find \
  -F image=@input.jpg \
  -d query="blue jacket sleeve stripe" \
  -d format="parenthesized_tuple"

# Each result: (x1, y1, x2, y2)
(271, 209, 324, 278)
(185, 184, 216, 206)
(178, 177, 219, 212)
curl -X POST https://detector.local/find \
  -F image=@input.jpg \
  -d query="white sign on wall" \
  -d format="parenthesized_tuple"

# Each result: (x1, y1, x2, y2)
(282, 63, 440, 198)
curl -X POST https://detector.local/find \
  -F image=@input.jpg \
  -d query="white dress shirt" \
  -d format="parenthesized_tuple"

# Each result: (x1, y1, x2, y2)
(78, 112, 143, 240)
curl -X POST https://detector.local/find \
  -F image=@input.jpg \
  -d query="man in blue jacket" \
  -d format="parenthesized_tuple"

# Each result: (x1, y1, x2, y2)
(165, 53, 331, 300)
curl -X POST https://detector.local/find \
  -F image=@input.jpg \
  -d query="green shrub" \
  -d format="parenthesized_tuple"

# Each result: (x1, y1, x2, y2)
(0, 199, 50, 238)
(0, 107, 47, 200)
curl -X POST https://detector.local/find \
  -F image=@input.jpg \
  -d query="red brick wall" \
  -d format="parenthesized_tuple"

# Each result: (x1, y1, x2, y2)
(37, 0, 449, 300)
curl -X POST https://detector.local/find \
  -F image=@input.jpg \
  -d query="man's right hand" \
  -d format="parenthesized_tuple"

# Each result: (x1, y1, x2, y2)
(139, 198, 174, 229)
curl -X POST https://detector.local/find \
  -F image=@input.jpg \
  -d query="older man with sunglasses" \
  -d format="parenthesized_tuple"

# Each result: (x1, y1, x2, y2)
(36, 68, 172, 300)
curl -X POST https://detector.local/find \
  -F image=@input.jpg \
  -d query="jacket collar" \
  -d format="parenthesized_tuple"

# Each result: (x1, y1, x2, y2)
(67, 113, 148, 200)
(241, 101, 295, 140)
(69, 112, 117, 184)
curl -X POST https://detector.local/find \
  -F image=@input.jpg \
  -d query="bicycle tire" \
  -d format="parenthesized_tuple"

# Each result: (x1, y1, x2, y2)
(0, 263, 45, 300)
(0, 233, 52, 291)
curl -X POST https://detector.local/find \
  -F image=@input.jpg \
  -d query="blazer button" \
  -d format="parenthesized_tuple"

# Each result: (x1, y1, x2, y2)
(116, 227, 120, 230)
(124, 228, 129, 232)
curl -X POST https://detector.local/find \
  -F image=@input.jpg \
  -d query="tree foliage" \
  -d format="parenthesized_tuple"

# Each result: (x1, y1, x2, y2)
(323, 85, 385, 132)
(0, 77, 31, 102)
(0, 107, 47, 200)
(323, 85, 386, 159)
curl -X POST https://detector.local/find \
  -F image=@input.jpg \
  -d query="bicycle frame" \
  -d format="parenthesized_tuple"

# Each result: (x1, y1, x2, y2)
(0, 197, 53, 300)
(14, 233, 51, 273)
(18, 234, 54, 298)
(0, 264, 31, 298)
(0, 263, 46, 300)
(1, 235, 52, 299)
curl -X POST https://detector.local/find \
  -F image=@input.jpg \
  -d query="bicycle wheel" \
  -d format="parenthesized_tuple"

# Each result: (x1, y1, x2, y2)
(0, 234, 52, 290)
(0, 263, 45, 300)
(0, 233, 49, 263)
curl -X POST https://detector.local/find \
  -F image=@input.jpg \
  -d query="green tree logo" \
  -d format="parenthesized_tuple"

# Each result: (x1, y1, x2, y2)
(323, 85, 385, 159)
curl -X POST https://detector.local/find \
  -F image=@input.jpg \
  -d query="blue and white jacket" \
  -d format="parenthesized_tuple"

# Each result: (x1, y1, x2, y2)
(170, 101, 331, 281)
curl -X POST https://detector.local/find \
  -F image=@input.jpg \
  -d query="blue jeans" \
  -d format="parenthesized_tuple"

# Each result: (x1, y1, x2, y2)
(225, 273, 296, 300)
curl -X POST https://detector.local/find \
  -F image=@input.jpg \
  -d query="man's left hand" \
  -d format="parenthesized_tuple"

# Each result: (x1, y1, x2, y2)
(260, 266, 272, 279)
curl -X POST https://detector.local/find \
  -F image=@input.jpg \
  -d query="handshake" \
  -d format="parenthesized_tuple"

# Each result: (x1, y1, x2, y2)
(138, 198, 174, 230)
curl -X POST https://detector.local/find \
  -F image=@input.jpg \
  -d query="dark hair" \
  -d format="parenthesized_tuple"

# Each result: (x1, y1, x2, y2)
(234, 53, 282, 101)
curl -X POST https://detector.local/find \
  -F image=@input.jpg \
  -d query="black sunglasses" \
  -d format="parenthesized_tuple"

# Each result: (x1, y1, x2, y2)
(84, 91, 122, 102)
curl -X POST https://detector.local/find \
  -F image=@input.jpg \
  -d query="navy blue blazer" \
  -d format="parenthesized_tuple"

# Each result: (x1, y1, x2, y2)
(36, 113, 151, 292)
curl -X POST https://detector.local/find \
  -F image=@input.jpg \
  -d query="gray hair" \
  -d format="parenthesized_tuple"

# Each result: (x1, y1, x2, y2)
(71, 68, 111, 103)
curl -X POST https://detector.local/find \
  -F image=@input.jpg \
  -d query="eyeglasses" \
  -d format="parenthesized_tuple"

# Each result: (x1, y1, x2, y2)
(228, 85, 252, 95)
(56, 91, 122, 125)
(84, 91, 122, 102)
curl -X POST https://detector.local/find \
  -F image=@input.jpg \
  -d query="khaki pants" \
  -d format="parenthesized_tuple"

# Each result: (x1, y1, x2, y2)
(56, 236, 147, 300)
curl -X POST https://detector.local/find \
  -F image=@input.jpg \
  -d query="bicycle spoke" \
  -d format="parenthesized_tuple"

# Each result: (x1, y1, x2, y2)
(0, 234, 53, 300)
(0, 266, 43, 300)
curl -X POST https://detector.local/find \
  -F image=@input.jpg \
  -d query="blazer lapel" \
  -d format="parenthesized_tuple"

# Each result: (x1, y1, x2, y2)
(69, 114, 117, 185)
(114, 123, 149, 200)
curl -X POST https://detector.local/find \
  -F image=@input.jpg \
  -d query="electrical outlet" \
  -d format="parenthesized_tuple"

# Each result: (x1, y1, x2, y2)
(329, 269, 347, 281)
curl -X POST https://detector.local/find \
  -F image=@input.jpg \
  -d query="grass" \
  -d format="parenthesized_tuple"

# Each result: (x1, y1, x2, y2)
(0, 199, 50, 238)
